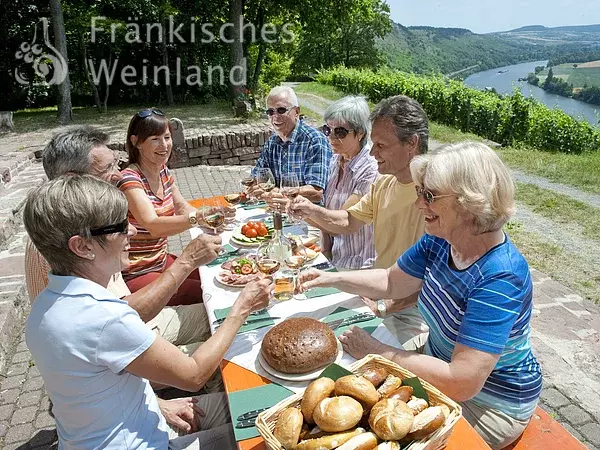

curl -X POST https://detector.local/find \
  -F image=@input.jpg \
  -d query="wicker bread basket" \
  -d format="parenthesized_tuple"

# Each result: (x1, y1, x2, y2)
(256, 354, 462, 450)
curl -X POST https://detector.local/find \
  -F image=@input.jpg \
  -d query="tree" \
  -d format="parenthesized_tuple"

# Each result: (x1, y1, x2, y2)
(50, 0, 72, 124)
(543, 67, 554, 90)
(229, 0, 245, 102)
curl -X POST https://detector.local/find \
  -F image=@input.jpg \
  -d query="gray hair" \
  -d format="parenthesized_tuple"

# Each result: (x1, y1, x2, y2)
(23, 175, 128, 276)
(267, 85, 299, 107)
(370, 95, 429, 154)
(410, 141, 515, 234)
(42, 126, 110, 180)
(324, 96, 371, 148)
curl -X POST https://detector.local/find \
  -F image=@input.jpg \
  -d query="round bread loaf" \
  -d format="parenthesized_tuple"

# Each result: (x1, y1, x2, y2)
(261, 318, 338, 374)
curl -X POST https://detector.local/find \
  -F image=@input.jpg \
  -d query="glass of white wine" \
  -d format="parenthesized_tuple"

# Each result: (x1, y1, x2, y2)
(280, 173, 300, 222)
(201, 205, 225, 235)
(286, 236, 308, 299)
(255, 168, 276, 199)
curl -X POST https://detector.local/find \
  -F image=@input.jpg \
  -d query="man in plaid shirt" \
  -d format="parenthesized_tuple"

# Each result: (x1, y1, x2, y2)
(250, 86, 332, 203)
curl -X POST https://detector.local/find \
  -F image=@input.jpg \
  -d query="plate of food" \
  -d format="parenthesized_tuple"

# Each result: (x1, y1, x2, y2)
(257, 318, 344, 381)
(215, 255, 263, 287)
(230, 220, 273, 247)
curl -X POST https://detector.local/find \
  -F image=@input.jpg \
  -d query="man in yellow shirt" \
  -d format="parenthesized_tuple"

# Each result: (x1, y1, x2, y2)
(292, 95, 428, 347)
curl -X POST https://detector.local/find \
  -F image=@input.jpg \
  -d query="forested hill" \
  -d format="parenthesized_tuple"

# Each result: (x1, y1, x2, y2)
(378, 22, 544, 74)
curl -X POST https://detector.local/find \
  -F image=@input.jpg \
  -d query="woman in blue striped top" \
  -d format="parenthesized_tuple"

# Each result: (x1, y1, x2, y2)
(299, 142, 542, 449)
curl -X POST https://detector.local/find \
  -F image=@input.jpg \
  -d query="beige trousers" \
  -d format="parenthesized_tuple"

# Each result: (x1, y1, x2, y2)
(382, 305, 430, 348)
(167, 392, 236, 450)
(402, 334, 531, 450)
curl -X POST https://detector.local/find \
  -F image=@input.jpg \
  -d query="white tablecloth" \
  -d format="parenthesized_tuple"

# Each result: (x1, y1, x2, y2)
(191, 206, 401, 393)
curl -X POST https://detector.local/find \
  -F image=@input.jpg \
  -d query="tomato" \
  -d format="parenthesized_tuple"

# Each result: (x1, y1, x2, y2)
(240, 264, 253, 275)
(245, 228, 258, 238)
(313, 246, 321, 252)
(241, 225, 250, 235)
(256, 221, 266, 229)
(247, 221, 258, 229)
(256, 225, 268, 237)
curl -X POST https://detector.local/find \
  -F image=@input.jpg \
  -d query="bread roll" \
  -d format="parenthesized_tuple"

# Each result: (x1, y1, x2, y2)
(376, 442, 400, 450)
(376, 375, 402, 398)
(301, 377, 335, 423)
(386, 386, 413, 403)
(313, 396, 363, 432)
(273, 407, 303, 450)
(368, 398, 414, 441)
(335, 375, 379, 410)
(295, 428, 365, 450)
(406, 406, 446, 440)
(407, 397, 429, 415)
(361, 367, 388, 388)
(336, 432, 378, 450)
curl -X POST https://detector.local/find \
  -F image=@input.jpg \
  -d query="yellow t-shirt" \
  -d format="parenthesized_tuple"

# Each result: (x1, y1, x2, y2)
(347, 175, 425, 269)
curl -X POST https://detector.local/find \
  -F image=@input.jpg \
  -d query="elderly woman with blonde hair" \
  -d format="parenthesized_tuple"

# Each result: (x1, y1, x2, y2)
(298, 142, 542, 449)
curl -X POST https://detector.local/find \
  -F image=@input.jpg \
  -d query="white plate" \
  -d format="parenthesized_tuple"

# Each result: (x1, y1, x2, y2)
(257, 340, 343, 381)
(214, 272, 263, 288)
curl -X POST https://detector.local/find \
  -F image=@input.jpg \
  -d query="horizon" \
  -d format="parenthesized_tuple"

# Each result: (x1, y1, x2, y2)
(386, 0, 600, 34)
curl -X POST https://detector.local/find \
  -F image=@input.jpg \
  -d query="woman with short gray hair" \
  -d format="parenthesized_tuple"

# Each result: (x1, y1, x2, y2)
(299, 142, 542, 449)
(23, 175, 272, 449)
(319, 95, 378, 269)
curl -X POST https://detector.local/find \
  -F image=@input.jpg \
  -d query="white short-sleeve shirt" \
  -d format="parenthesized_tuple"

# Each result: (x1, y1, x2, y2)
(26, 274, 168, 449)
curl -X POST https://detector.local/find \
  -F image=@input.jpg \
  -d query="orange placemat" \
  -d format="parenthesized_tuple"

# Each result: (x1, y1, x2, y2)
(188, 196, 228, 209)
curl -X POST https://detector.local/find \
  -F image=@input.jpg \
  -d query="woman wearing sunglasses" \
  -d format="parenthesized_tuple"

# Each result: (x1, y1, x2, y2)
(23, 175, 272, 449)
(118, 109, 215, 306)
(316, 96, 379, 269)
(298, 142, 542, 449)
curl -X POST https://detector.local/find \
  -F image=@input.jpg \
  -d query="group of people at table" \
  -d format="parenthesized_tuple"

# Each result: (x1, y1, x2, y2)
(23, 85, 541, 450)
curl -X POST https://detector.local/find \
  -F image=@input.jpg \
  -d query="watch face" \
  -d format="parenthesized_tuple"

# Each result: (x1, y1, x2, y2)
(377, 301, 385, 314)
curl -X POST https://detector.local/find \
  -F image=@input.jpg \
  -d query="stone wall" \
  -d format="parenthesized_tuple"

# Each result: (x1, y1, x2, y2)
(109, 122, 272, 169)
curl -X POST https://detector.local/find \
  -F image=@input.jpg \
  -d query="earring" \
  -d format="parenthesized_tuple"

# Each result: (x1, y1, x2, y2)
(89, 253, 95, 260)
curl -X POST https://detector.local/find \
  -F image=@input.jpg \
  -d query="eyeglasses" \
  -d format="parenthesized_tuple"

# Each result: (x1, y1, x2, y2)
(321, 125, 355, 139)
(137, 108, 164, 119)
(415, 186, 454, 204)
(90, 218, 129, 237)
(265, 106, 295, 117)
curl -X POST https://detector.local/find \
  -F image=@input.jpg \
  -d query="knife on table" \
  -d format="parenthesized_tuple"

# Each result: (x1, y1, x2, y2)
(236, 406, 270, 421)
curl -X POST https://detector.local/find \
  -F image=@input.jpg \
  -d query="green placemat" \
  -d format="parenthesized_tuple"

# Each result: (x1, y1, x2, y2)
(240, 201, 267, 210)
(305, 286, 342, 299)
(214, 307, 274, 333)
(323, 306, 383, 336)
(228, 383, 294, 441)
(206, 244, 237, 267)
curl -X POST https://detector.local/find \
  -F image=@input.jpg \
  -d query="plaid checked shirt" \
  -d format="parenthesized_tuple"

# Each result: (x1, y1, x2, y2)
(252, 119, 332, 190)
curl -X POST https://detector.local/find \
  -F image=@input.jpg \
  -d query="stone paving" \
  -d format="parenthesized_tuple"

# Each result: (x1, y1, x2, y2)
(0, 165, 599, 447)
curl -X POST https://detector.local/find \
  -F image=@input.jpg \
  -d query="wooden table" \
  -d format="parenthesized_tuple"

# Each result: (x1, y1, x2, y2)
(222, 360, 492, 450)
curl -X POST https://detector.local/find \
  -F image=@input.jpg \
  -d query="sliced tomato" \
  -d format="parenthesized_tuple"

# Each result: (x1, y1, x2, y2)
(240, 264, 253, 275)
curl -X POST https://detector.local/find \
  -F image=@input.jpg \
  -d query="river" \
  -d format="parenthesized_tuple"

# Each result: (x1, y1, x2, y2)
(464, 60, 600, 126)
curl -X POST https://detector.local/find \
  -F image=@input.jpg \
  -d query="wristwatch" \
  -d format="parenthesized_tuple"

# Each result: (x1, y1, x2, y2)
(188, 211, 198, 226)
(376, 299, 387, 317)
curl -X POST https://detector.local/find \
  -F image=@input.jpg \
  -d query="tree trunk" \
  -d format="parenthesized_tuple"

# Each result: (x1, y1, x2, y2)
(49, 0, 72, 125)
(101, 53, 112, 113)
(229, 0, 246, 101)
(249, 5, 265, 90)
(161, 19, 174, 106)
(81, 39, 101, 110)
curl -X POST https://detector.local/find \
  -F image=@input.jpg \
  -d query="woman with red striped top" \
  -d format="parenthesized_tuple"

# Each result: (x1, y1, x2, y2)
(118, 109, 209, 306)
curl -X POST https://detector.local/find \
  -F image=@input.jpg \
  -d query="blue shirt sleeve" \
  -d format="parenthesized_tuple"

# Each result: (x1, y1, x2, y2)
(457, 271, 527, 355)
(251, 140, 272, 177)
(397, 234, 431, 277)
(304, 134, 332, 190)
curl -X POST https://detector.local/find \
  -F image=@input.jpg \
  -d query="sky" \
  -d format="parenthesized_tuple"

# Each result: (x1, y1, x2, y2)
(387, 0, 600, 34)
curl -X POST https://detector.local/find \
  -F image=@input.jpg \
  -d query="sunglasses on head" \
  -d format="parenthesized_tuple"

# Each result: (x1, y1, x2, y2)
(415, 186, 454, 204)
(265, 106, 295, 117)
(90, 218, 129, 237)
(137, 108, 165, 119)
(321, 124, 355, 139)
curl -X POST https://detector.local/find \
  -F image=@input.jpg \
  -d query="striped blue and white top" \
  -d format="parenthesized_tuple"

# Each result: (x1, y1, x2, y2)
(398, 234, 542, 420)
(323, 146, 378, 269)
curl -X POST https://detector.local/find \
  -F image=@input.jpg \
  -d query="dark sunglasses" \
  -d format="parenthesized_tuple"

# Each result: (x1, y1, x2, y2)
(321, 124, 355, 139)
(90, 219, 129, 237)
(415, 186, 454, 204)
(265, 106, 295, 117)
(137, 108, 165, 119)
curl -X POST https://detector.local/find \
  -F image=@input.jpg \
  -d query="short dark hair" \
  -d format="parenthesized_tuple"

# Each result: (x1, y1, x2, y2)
(42, 126, 110, 180)
(370, 95, 429, 154)
(126, 110, 173, 164)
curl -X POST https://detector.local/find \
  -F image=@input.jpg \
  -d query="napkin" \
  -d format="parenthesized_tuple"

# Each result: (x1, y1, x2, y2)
(240, 201, 267, 210)
(214, 307, 275, 333)
(228, 383, 294, 441)
(206, 244, 237, 267)
(323, 306, 383, 336)
(305, 286, 342, 299)
(318, 363, 353, 381)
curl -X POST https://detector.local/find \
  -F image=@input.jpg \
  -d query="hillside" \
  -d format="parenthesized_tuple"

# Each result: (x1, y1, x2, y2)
(378, 22, 545, 75)
(496, 24, 600, 47)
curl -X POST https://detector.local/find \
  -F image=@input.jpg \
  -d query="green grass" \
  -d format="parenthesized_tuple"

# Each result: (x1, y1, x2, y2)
(516, 182, 600, 240)
(538, 63, 600, 89)
(499, 147, 600, 195)
(429, 123, 485, 144)
(8, 102, 253, 135)
(294, 82, 347, 101)
(505, 221, 600, 304)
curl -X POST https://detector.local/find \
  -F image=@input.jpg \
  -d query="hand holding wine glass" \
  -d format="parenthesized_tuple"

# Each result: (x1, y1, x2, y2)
(251, 168, 276, 201)
(201, 205, 225, 235)
(280, 173, 300, 219)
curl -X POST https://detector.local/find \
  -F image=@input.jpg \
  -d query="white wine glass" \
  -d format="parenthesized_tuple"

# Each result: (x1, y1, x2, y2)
(201, 205, 225, 235)
(280, 173, 300, 221)
(286, 236, 308, 299)
(255, 168, 276, 199)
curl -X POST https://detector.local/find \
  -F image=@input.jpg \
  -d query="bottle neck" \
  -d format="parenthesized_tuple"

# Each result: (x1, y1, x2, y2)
(273, 212, 283, 231)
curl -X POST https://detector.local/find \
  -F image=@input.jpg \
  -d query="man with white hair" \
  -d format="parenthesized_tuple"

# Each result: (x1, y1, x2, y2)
(249, 86, 332, 202)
